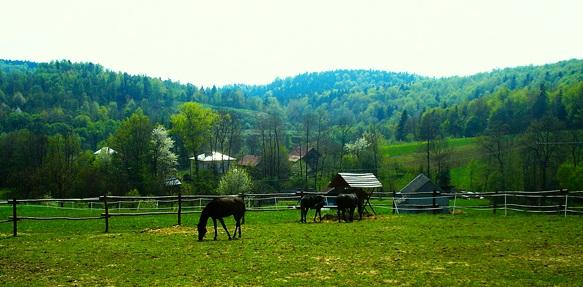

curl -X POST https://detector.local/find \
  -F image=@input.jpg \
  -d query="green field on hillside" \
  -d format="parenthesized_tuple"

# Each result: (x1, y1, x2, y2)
(1, 204, 582, 286)
(381, 137, 478, 158)
(380, 138, 482, 191)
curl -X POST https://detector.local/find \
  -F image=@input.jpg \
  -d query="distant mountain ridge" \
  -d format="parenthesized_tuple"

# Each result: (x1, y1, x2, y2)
(234, 69, 422, 103)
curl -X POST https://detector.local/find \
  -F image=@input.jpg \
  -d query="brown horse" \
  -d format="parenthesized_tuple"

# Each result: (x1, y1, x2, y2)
(300, 194, 326, 223)
(336, 193, 364, 222)
(197, 196, 246, 241)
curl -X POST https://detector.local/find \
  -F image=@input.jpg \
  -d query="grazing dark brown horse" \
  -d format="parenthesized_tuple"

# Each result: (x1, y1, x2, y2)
(336, 193, 364, 222)
(300, 194, 326, 223)
(197, 196, 246, 241)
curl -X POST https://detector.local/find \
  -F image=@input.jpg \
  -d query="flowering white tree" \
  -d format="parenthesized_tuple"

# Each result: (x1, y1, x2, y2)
(345, 136, 370, 159)
(151, 125, 178, 181)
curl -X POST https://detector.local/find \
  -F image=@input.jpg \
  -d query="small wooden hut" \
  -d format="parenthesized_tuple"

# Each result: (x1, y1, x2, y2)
(396, 173, 448, 214)
(326, 172, 382, 214)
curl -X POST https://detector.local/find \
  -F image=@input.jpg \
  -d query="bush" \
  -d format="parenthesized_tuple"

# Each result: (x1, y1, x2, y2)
(216, 168, 253, 195)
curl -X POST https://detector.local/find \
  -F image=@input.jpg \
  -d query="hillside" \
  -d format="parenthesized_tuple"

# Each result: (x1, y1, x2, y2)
(2, 58, 583, 198)
(2, 58, 583, 145)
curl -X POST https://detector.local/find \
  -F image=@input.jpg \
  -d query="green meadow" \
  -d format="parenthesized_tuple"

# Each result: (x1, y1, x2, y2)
(1, 204, 582, 286)
(380, 137, 481, 190)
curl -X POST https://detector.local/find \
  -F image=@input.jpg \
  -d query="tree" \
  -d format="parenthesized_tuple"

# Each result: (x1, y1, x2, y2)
(531, 84, 548, 119)
(522, 117, 564, 190)
(215, 167, 253, 195)
(42, 133, 81, 198)
(396, 109, 409, 141)
(345, 136, 370, 162)
(210, 112, 241, 174)
(481, 114, 512, 191)
(151, 125, 178, 183)
(171, 102, 218, 176)
(419, 111, 439, 178)
(109, 109, 153, 194)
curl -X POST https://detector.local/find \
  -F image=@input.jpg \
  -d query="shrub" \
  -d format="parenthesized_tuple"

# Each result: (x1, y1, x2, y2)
(216, 168, 253, 195)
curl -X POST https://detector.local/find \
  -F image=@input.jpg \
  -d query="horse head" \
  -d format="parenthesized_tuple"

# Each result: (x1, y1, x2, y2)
(197, 224, 207, 241)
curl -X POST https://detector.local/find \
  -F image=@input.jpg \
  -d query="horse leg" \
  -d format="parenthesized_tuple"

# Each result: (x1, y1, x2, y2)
(337, 208, 341, 222)
(212, 218, 218, 240)
(313, 208, 320, 222)
(236, 216, 242, 238)
(312, 208, 317, 222)
(349, 207, 355, 222)
(218, 217, 232, 240)
(233, 215, 242, 239)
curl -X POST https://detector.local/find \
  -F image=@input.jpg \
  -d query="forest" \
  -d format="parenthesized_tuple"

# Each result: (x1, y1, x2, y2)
(1, 58, 582, 198)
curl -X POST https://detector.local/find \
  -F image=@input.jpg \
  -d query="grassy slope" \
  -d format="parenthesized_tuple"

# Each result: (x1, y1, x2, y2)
(1, 205, 582, 286)
(381, 138, 482, 190)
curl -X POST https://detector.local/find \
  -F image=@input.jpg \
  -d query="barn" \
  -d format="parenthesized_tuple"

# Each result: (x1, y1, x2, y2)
(396, 173, 449, 214)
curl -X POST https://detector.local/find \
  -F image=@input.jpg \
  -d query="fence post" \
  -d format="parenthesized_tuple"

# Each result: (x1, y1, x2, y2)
(564, 192, 569, 218)
(432, 190, 437, 214)
(392, 190, 396, 215)
(12, 198, 17, 237)
(240, 193, 246, 208)
(504, 192, 507, 216)
(493, 191, 498, 215)
(102, 195, 109, 233)
(177, 191, 182, 226)
(452, 192, 457, 216)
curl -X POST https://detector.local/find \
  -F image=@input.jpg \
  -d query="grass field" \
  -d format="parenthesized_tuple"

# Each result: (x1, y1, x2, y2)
(380, 137, 478, 158)
(1, 203, 582, 286)
(380, 137, 482, 190)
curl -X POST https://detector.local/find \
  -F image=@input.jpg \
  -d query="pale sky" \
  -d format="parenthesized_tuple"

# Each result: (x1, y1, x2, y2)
(1, 0, 582, 87)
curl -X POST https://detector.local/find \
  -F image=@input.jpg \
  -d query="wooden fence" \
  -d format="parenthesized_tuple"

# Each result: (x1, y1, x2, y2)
(2, 190, 582, 236)
(0, 192, 391, 236)
(393, 189, 583, 215)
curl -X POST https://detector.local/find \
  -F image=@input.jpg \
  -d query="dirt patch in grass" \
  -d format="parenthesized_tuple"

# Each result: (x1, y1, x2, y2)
(140, 225, 193, 235)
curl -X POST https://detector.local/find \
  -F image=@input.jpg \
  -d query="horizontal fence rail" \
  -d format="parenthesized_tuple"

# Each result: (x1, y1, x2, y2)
(2, 190, 582, 236)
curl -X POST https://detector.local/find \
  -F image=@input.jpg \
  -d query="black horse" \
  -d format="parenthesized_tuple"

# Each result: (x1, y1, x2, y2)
(336, 193, 364, 222)
(300, 194, 326, 223)
(197, 196, 246, 241)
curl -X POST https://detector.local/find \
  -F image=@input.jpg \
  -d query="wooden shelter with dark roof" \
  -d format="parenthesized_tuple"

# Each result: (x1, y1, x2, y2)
(326, 172, 383, 214)
(396, 173, 449, 214)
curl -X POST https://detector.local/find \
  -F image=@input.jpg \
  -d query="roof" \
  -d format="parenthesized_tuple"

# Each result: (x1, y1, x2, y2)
(189, 151, 236, 162)
(328, 172, 383, 189)
(94, 147, 116, 155)
(164, 177, 182, 187)
(399, 173, 439, 193)
(288, 146, 318, 162)
(238, 155, 261, 167)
